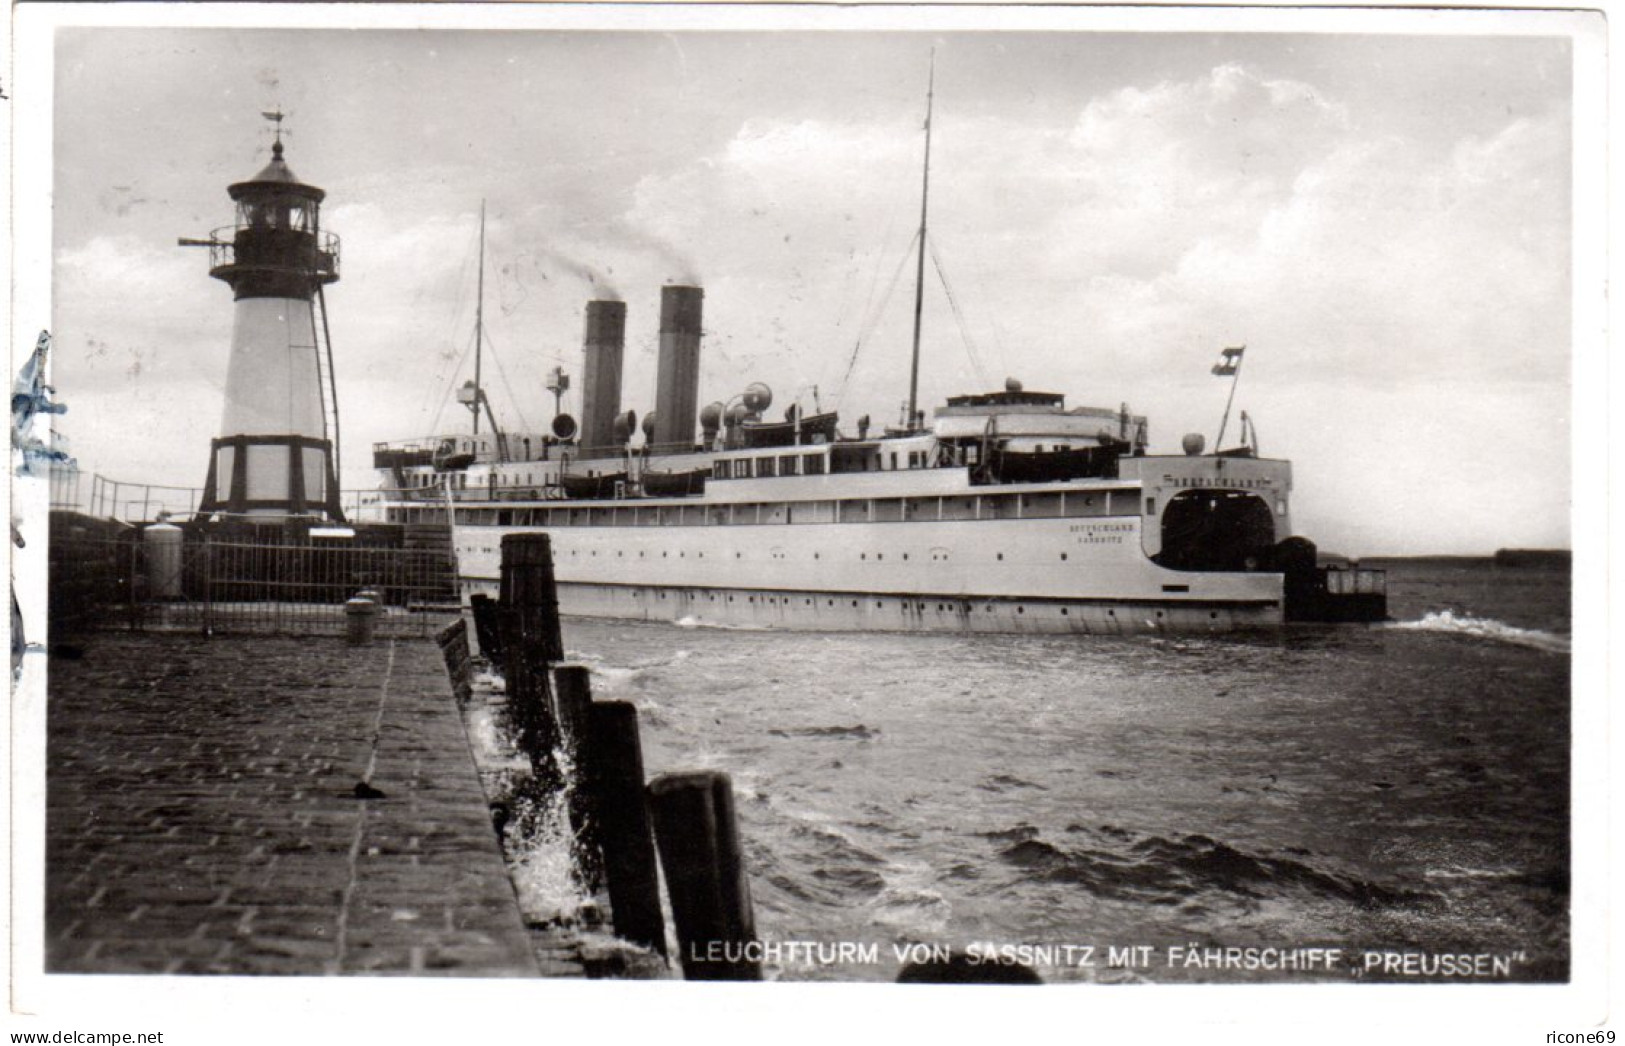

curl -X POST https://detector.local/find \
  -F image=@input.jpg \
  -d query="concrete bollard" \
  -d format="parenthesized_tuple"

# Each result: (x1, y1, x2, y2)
(141, 521, 184, 600)
(648, 770, 760, 980)
(588, 701, 667, 957)
(344, 595, 379, 645)
(553, 665, 605, 891)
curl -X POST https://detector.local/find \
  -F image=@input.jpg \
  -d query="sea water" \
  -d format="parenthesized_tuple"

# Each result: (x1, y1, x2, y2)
(562, 559, 1571, 983)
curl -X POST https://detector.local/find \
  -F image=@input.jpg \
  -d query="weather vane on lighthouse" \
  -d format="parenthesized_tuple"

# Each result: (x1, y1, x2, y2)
(179, 112, 345, 522)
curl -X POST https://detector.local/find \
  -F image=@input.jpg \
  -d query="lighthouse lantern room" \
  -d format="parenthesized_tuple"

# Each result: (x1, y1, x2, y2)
(185, 120, 344, 522)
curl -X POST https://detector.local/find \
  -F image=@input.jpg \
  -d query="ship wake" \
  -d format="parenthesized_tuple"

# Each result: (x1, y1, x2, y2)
(1388, 610, 1570, 654)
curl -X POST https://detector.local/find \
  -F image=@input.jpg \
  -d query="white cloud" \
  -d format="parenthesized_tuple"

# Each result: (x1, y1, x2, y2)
(48, 47, 1572, 553)
(609, 62, 1569, 552)
(53, 234, 230, 396)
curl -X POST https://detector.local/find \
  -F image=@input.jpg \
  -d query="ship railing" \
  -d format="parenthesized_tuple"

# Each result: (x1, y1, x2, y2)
(1324, 566, 1387, 595)
(46, 529, 456, 639)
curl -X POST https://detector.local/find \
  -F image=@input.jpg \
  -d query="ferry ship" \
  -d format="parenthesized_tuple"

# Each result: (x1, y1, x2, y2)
(372, 74, 1385, 634)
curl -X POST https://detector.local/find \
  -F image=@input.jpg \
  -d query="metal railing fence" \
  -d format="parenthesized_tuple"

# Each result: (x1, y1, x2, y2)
(49, 533, 458, 639)
(48, 465, 389, 524)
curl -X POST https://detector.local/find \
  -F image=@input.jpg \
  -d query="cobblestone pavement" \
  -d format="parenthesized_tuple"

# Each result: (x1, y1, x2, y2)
(46, 632, 572, 976)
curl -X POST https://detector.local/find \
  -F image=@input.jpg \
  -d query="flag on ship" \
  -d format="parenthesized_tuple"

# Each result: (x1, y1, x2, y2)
(1212, 345, 1245, 377)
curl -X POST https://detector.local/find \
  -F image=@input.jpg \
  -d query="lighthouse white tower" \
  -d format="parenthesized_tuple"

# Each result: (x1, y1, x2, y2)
(187, 127, 343, 521)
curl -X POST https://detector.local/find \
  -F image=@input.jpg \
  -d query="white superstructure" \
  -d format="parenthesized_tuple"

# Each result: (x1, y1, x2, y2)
(376, 382, 1307, 634)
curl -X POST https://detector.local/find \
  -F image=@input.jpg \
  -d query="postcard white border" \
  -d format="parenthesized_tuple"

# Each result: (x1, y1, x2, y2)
(6, 4, 1613, 1043)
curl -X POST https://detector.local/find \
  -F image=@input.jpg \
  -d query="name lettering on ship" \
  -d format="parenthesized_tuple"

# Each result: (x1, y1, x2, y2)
(1161, 475, 1275, 490)
(1069, 522, 1133, 543)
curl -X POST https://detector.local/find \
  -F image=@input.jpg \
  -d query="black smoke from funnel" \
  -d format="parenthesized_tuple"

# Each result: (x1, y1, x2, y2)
(520, 247, 621, 301)
(611, 219, 700, 286)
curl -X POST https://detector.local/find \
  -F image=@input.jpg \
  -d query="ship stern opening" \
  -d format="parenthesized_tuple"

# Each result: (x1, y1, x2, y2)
(1155, 489, 1278, 572)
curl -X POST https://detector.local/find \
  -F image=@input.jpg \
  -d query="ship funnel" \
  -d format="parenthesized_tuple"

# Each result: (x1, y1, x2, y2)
(581, 299, 627, 459)
(653, 285, 704, 454)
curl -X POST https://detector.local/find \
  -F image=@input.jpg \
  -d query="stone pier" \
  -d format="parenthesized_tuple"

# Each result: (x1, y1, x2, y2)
(45, 632, 575, 976)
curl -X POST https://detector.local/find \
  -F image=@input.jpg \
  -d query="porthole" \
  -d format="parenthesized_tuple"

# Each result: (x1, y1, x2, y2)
(997, 553, 1004, 561)
(1017, 606, 1025, 615)
(903, 553, 909, 561)
(1061, 608, 1069, 616)
(1210, 611, 1219, 619)
(1060, 553, 1068, 561)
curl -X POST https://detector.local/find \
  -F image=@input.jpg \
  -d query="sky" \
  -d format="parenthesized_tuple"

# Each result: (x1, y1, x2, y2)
(46, 17, 1578, 555)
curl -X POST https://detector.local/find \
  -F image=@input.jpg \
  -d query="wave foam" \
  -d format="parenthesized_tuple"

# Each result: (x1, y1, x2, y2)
(675, 615, 772, 631)
(1389, 610, 1570, 654)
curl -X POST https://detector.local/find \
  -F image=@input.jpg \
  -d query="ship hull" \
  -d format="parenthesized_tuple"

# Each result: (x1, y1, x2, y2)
(463, 577, 1279, 634)
(449, 513, 1285, 635)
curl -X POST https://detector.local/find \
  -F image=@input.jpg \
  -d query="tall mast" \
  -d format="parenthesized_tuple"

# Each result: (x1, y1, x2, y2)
(473, 200, 486, 435)
(906, 51, 935, 431)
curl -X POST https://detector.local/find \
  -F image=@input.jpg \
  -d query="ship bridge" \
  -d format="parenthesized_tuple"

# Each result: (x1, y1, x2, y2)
(932, 381, 1148, 455)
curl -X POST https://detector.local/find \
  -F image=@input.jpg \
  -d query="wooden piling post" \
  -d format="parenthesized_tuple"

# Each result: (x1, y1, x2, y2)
(498, 534, 564, 662)
(468, 593, 504, 667)
(499, 605, 558, 788)
(552, 664, 605, 892)
(586, 700, 667, 956)
(498, 536, 564, 789)
(648, 771, 760, 980)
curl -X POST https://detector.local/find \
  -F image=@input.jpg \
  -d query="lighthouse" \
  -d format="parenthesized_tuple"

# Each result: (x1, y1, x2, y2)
(186, 123, 344, 521)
